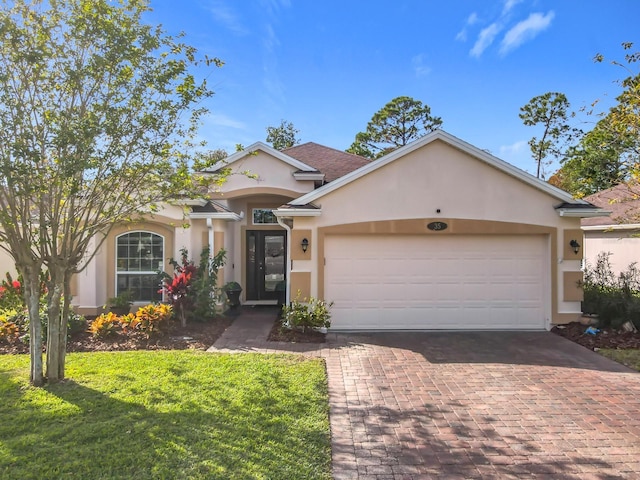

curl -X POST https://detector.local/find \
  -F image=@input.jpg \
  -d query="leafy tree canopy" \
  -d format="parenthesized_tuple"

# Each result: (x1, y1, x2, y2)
(346, 96, 443, 159)
(593, 42, 640, 183)
(549, 119, 628, 197)
(0, 0, 223, 385)
(548, 42, 639, 196)
(519, 92, 578, 179)
(266, 120, 300, 150)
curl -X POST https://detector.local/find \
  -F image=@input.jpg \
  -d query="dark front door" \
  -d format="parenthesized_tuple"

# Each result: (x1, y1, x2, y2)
(246, 231, 286, 301)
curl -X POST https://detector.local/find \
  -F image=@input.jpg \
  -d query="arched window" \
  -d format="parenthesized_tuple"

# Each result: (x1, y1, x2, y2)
(116, 231, 164, 302)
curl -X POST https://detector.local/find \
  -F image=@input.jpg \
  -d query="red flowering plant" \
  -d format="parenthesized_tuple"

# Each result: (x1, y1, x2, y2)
(162, 270, 192, 327)
(159, 247, 226, 327)
(160, 249, 197, 328)
(0, 273, 24, 311)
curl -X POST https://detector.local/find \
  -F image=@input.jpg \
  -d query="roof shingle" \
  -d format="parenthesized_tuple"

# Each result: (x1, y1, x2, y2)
(582, 183, 640, 226)
(283, 142, 370, 183)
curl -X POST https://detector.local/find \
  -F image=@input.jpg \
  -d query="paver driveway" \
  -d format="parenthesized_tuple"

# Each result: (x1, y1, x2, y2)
(326, 331, 640, 479)
(211, 310, 640, 479)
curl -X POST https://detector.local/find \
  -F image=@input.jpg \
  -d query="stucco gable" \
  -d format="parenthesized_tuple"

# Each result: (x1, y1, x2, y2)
(203, 142, 325, 197)
(289, 130, 589, 207)
(202, 142, 319, 174)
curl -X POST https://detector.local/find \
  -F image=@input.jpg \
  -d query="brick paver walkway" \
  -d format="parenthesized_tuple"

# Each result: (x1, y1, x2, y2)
(209, 307, 640, 479)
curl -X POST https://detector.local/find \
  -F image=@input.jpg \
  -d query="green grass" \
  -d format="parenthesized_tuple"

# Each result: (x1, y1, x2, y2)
(0, 351, 331, 479)
(599, 348, 640, 372)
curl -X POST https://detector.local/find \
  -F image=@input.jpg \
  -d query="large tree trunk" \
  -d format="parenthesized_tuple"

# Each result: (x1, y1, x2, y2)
(46, 268, 65, 383)
(21, 267, 44, 386)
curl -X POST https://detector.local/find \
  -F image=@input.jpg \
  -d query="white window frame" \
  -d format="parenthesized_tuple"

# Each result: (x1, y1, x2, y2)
(115, 230, 165, 303)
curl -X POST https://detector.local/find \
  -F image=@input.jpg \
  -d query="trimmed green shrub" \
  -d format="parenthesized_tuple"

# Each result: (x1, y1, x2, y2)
(282, 292, 333, 332)
(582, 252, 640, 328)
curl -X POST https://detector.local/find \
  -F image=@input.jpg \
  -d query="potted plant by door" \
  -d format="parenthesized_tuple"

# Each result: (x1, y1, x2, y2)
(223, 281, 242, 310)
(107, 290, 134, 316)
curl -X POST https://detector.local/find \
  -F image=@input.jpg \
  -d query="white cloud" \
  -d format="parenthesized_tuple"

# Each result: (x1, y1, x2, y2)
(499, 140, 527, 156)
(502, 0, 523, 16)
(206, 1, 249, 36)
(208, 113, 246, 130)
(470, 23, 502, 58)
(411, 54, 432, 77)
(499, 11, 555, 56)
(455, 12, 479, 41)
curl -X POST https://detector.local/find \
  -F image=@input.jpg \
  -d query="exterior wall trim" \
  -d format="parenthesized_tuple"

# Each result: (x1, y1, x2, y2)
(211, 187, 307, 200)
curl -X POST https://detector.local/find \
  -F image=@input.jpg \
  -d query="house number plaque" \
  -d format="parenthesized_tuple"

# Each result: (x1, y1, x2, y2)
(427, 221, 448, 231)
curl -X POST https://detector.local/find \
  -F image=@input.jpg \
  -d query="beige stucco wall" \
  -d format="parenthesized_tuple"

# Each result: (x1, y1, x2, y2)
(0, 245, 17, 279)
(220, 194, 290, 302)
(313, 140, 569, 227)
(209, 148, 319, 296)
(290, 139, 584, 325)
(72, 205, 196, 314)
(583, 229, 640, 277)
(212, 151, 315, 198)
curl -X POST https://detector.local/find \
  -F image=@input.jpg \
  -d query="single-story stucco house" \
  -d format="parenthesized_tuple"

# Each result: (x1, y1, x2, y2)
(65, 130, 607, 330)
(582, 183, 640, 276)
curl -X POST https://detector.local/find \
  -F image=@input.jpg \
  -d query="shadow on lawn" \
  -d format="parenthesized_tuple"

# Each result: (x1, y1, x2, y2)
(0, 360, 331, 479)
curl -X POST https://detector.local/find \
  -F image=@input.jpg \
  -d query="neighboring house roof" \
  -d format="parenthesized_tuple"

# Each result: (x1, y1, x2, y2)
(283, 142, 371, 183)
(287, 129, 600, 213)
(582, 183, 640, 227)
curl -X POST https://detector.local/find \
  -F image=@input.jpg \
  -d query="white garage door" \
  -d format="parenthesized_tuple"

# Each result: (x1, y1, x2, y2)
(325, 235, 548, 330)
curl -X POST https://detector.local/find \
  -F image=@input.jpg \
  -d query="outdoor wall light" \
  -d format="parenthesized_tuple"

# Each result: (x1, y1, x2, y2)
(569, 239, 581, 255)
(301, 238, 309, 253)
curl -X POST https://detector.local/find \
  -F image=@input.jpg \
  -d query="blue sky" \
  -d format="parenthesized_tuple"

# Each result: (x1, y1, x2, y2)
(147, 0, 639, 176)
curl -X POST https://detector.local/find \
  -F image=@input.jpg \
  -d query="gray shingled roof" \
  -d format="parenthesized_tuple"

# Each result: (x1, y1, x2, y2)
(191, 201, 232, 214)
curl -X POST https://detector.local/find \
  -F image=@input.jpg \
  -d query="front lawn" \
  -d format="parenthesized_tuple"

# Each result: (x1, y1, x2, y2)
(0, 351, 331, 479)
(598, 348, 640, 372)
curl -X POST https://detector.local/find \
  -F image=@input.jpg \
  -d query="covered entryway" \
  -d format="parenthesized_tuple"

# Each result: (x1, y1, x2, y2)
(324, 234, 548, 330)
(246, 230, 286, 302)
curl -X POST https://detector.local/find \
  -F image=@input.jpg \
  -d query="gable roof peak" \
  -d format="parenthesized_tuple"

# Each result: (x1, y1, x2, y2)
(201, 141, 317, 173)
(288, 128, 589, 207)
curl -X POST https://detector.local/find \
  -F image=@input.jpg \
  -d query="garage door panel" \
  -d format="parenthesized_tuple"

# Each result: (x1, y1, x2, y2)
(325, 235, 547, 330)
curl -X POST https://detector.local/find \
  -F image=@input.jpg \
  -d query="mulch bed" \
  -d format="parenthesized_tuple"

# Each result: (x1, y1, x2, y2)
(0, 316, 233, 355)
(4, 316, 638, 354)
(267, 318, 326, 343)
(551, 321, 640, 350)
